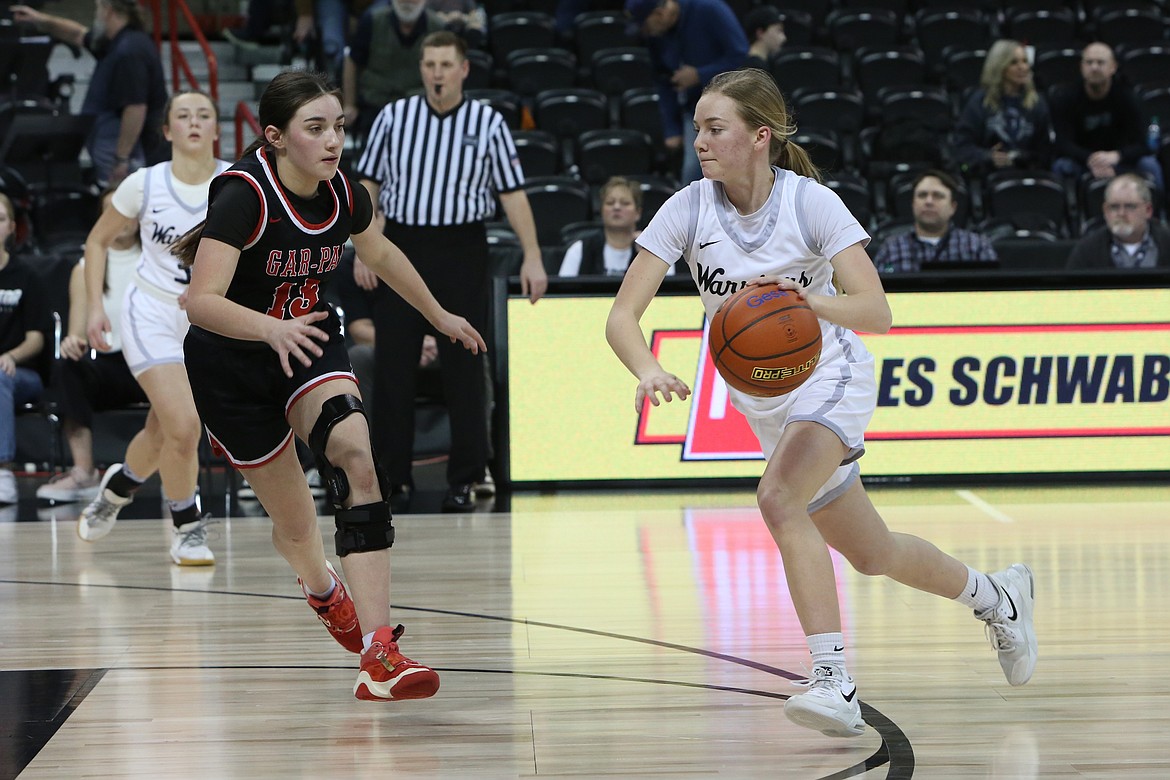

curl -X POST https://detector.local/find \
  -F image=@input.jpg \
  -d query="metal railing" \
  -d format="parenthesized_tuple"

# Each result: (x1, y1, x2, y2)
(144, 0, 220, 157)
(234, 101, 260, 160)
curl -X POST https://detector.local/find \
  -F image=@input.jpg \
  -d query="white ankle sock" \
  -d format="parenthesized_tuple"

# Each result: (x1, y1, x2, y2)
(807, 632, 848, 677)
(306, 573, 337, 600)
(362, 630, 376, 652)
(956, 566, 1000, 613)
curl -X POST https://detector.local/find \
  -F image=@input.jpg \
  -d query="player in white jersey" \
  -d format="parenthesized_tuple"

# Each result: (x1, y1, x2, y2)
(607, 69, 1038, 738)
(76, 91, 229, 566)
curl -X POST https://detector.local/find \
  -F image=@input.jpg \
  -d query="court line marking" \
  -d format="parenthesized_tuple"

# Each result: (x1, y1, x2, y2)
(955, 490, 1014, 524)
(2, 578, 915, 779)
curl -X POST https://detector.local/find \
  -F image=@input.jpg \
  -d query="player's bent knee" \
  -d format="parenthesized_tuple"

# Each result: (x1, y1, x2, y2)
(310, 394, 389, 507)
(335, 501, 395, 556)
(845, 552, 889, 577)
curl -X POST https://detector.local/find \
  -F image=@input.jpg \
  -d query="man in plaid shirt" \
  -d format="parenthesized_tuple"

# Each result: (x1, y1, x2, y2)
(873, 170, 998, 274)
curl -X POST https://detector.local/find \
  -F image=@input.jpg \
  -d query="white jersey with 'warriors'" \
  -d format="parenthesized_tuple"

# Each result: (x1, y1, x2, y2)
(636, 167, 874, 417)
(113, 159, 231, 298)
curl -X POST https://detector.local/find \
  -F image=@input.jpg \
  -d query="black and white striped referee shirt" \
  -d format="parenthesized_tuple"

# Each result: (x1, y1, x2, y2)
(355, 94, 525, 226)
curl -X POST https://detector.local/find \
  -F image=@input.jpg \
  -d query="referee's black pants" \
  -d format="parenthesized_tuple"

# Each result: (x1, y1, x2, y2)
(372, 221, 490, 489)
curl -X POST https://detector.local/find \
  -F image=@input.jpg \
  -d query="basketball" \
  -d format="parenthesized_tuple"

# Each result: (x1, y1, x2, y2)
(708, 284, 822, 397)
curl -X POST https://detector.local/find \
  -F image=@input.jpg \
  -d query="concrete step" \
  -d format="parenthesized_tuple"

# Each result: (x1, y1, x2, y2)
(251, 64, 287, 100)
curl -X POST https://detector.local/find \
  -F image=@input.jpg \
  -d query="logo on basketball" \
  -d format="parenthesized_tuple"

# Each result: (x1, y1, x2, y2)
(751, 355, 819, 382)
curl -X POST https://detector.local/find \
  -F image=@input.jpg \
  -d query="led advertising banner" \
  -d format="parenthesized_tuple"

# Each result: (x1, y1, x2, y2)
(504, 286, 1170, 484)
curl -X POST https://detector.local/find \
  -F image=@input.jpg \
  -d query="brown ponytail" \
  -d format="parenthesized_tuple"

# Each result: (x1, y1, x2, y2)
(172, 221, 205, 269)
(778, 140, 821, 183)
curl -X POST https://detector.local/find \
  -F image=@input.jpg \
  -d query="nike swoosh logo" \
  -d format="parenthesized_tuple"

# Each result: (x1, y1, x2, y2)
(699, 240, 721, 249)
(833, 645, 844, 652)
(1002, 588, 1018, 621)
(269, 217, 282, 224)
(151, 207, 165, 213)
(842, 685, 857, 703)
(970, 579, 979, 598)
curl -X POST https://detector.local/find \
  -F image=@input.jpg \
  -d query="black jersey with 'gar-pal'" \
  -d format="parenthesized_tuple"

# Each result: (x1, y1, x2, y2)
(201, 145, 372, 320)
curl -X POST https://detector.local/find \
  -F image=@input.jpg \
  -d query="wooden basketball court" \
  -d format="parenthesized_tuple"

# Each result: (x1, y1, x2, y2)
(2, 482, 1168, 778)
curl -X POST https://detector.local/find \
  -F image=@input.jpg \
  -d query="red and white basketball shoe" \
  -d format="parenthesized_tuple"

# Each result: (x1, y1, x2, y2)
(354, 624, 440, 701)
(299, 561, 362, 654)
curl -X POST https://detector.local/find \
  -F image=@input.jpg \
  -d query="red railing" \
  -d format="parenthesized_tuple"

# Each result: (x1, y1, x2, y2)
(144, 0, 220, 157)
(235, 101, 261, 160)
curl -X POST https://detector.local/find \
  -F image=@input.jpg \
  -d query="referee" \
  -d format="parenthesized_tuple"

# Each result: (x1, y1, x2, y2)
(355, 30, 547, 512)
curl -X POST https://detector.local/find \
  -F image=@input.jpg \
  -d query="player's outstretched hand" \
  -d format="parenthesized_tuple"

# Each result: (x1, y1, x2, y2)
(267, 310, 331, 377)
(635, 369, 690, 412)
(435, 312, 487, 355)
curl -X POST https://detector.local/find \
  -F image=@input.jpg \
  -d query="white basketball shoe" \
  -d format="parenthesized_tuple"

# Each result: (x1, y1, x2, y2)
(977, 563, 1037, 686)
(784, 665, 865, 737)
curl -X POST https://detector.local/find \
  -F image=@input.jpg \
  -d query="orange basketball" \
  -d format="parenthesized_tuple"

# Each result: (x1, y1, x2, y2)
(708, 284, 822, 397)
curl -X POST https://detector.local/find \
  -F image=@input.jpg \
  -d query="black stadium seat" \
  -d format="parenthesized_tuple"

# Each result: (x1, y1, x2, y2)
(913, 7, 992, 72)
(855, 47, 927, 107)
(770, 47, 842, 95)
(826, 8, 900, 53)
(534, 88, 608, 142)
(511, 130, 559, 177)
(489, 11, 556, 63)
(521, 176, 592, 246)
(575, 128, 653, 184)
(572, 11, 634, 63)
(506, 48, 576, 97)
(590, 47, 655, 97)
(984, 170, 1070, 236)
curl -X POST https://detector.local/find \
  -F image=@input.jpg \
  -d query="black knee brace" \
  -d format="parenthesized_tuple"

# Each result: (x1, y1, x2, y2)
(335, 500, 395, 556)
(310, 394, 368, 508)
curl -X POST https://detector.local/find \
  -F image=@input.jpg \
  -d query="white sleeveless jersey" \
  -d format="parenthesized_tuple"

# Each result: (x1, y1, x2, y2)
(636, 167, 873, 416)
(131, 159, 230, 297)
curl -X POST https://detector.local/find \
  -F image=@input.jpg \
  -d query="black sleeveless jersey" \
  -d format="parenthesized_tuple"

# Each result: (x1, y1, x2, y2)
(202, 146, 372, 319)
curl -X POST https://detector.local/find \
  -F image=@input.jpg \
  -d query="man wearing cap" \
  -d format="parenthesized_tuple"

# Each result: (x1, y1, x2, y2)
(741, 6, 786, 71)
(625, 0, 747, 184)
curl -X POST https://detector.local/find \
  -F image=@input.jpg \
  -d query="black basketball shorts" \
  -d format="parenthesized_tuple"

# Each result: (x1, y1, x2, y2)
(184, 307, 355, 468)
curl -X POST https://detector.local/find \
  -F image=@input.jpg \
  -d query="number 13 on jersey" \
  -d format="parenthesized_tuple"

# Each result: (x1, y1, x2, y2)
(266, 278, 321, 318)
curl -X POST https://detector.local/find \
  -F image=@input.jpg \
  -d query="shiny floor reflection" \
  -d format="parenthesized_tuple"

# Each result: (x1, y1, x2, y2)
(1, 483, 1167, 778)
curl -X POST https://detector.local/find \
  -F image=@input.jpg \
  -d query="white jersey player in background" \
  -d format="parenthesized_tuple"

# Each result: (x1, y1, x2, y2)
(77, 90, 229, 565)
(606, 68, 1038, 738)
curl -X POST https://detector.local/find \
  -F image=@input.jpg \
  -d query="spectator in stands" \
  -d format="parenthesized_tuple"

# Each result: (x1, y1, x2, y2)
(952, 40, 1053, 177)
(430, 0, 486, 50)
(1067, 173, 1170, 270)
(223, 0, 292, 49)
(559, 177, 644, 277)
(626, 0, 748, 184)
(872, 169, 998, 274)
(11, 1, 167, 188)
(36, 190, 148, 504)
(226, 1, 387, 79)
(1051, 42, 1164, 191)
(342, 0, 444, 136)
(0, 192, 49, 504)
(740, 6, 785, 72)
(295, 0, 388, 77)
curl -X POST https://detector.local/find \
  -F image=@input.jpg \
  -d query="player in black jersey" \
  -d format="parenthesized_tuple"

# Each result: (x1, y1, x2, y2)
(174, 70, 486, 702)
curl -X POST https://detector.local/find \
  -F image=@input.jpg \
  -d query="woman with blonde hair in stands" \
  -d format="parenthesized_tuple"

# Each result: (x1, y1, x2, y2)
(607, 68, 1037, 738)
(953, 39, 1053, 175)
